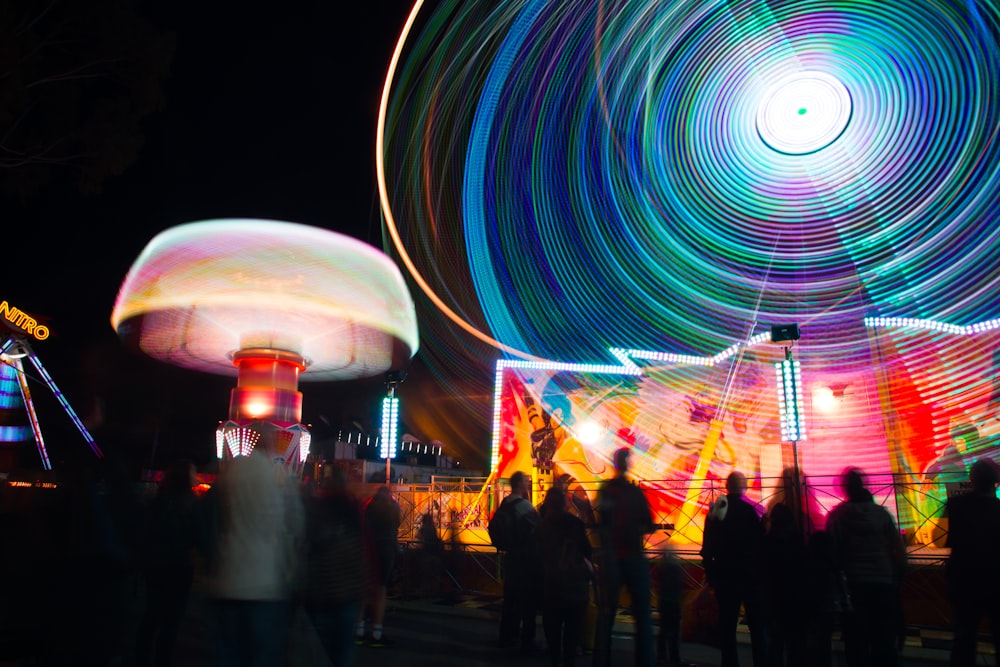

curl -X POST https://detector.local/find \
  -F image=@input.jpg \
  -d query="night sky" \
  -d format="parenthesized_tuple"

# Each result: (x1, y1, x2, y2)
(0, 1, 488, 472)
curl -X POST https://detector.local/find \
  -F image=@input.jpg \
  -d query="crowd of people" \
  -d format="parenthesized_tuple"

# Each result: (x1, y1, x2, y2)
(698, 465, 912, 667)
(130, 447, 405, 667)
(9, 442, 996, 667)
(39, 448, 402, 667)
(490, 450, 1000, 667)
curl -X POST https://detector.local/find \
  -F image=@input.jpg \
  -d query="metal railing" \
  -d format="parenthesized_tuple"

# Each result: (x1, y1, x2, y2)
(381, 471, 967, 555)
(381, 472, 961, 631)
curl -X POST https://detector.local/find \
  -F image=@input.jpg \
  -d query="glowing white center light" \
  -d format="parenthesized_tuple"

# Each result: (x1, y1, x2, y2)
(575, 419, 603, 445)
(756, 71, 852, 155)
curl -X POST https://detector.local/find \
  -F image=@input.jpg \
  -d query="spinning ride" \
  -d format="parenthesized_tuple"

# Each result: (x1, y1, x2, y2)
(377, 0, 1000, 537)
(111, 219, 419, 467)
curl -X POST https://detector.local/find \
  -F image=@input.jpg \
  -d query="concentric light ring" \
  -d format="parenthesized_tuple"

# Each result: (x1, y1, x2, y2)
(377, 0, 1000, 389)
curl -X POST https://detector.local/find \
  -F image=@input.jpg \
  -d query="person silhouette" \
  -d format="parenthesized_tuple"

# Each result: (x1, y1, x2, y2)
(539, 486, 593, 667)
(494, 470, 542, 653)
(761, 501, 808, 666)
(825, 467, 906, 667)
(303, 467, 364, 666)
(356, 485, 401, 647)
(944, 458, 1000, 666)
(700, 470, 768, 667)
(593, 446, 655, 667)
(417, 512, 445, 598)
(135, 459, 200, 667)
(206, 449, 305, 667)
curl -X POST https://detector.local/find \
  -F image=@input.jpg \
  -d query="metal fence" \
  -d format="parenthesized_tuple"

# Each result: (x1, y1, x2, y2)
(380, 472, 959, 630)
(379, 470, 967, 554)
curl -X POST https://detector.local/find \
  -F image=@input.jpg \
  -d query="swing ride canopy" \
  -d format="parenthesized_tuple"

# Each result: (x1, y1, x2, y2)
(110, 219, 419, 381)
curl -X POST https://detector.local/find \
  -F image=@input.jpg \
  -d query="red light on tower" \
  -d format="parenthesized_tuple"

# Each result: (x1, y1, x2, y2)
(228, 348, 306, 423)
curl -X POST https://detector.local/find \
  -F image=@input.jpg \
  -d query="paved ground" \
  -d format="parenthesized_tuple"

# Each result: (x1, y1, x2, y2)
(169, 584, 961, 667)
(6, 574, 964, 667)
(0, 543, 985, 666)
(344, 598, 956, 667)
(0, 577, 976, 666)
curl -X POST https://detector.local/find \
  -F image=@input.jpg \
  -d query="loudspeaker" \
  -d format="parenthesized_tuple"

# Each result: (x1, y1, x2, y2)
(771, 323, 800, 342)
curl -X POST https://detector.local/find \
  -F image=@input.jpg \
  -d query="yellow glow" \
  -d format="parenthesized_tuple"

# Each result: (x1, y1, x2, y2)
(243, 400, 272, 419)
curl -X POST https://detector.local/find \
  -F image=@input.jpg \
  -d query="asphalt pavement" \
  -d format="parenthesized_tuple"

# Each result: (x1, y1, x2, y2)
(164, 578, 959, 667)
(0, 571, 970, 667)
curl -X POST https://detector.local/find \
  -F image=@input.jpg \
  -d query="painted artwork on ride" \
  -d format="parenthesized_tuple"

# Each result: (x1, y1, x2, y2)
(490, 320, 1000, 548)
(866, 320, 1000, 547)
(493, 340, 793, 547)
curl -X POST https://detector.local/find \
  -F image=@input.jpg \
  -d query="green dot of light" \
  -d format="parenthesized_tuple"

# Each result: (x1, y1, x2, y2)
(798, 108, 807, 115)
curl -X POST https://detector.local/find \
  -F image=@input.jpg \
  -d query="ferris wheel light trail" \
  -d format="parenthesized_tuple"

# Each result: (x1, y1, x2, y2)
(376, 0, 547, 364)
(379, 0, 1000, 386)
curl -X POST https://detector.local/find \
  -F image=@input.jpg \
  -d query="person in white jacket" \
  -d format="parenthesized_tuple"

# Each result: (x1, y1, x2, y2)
(207, 447, 305, 667)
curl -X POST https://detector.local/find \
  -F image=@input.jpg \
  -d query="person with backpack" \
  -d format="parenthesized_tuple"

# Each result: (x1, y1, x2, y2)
(490, 470, 541, 653)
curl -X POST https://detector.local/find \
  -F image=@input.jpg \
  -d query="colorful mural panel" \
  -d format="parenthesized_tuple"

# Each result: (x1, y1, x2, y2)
(492, 320, 1000, 547)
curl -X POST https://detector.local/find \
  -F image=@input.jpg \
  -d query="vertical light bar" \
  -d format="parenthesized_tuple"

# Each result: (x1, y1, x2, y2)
(490, 365, 505, 471)
(0, 360, 31, 442)
(380, 395, 399, 460)
(775, 358, 806, 441)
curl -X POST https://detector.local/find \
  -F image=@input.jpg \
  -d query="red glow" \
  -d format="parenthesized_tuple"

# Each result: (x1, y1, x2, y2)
(229, 349, 305, 422)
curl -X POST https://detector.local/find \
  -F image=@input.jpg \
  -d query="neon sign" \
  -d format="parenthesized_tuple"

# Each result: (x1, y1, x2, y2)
(7, 480, 59, 489)
(0, 300, 49, 340)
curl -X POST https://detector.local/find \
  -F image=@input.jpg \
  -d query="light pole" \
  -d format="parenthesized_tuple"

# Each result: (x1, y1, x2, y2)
(773, 324, 806, 532)
(381, 371, 404, 485)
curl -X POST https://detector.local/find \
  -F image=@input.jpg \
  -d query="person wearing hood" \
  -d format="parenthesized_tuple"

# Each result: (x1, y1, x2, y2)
(826, 467, 906, 667)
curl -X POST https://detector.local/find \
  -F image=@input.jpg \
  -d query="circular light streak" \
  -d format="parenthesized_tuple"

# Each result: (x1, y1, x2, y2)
(756, 71, 853, 155)
(378, 0, 1000, 397)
